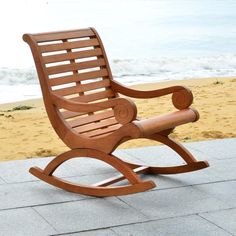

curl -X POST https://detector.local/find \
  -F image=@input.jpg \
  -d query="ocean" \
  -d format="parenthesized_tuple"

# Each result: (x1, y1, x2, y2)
(0, 0, 236, 103)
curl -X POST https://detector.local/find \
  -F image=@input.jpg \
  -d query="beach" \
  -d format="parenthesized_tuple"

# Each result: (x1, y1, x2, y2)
(0, 76, 235, 162)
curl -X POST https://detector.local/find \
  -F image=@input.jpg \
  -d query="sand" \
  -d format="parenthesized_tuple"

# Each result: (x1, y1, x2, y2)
(0, 77, 235, 161)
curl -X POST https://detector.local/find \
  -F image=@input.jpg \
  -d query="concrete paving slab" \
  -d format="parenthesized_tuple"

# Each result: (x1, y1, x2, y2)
(60, 229, 118, 236)
(196, 180, 236, 208)
(200, 208, 236, 235)
(0, 157, 51, 183)
(66, 172, 124, 186)
(0, 157, 82, 184)
(0, 207, 56, 236)
(119, 185, 232, 219)
(140, 158, 236, 190)
(0, 172, 124, 210)
(122, 144, 211, 167)
(186, 138, 236, 160)
(114, 149, 153, 165)
(0, 155, 118, 184)
(65, 149, 143, 176)
(123, 145, 187, 166)
(206, 158, 236, 181)
(65, 157, 119, 176)
(33, 198, 148, 234)
(111, 215, 232, 236)
(0, 180, 87, 210)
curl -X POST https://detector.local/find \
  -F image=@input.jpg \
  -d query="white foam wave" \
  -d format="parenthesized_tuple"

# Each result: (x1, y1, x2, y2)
(111, 54, 236, 84)
(0, 54, 236, 87)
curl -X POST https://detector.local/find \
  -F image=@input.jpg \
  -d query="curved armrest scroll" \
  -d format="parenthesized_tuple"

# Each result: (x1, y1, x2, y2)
(51, 92, 137, 125)
(111, 80, 193, 110)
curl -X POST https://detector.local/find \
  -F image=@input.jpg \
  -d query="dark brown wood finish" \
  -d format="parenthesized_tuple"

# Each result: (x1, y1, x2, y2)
(23, 28, 209, 197)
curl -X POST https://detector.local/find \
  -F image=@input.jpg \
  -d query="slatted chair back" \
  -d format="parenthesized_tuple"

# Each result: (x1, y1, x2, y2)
(23, 28, 121, 140)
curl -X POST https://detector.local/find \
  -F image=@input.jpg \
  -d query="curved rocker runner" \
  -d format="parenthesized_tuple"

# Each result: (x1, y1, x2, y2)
(23, 27, 209, 197)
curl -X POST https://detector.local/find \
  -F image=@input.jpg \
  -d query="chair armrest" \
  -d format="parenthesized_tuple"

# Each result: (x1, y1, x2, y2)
(50, 92, 137, 125)
(111, 80, 193, 110)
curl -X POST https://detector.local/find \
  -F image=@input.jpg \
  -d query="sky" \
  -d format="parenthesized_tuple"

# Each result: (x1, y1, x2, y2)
(3, 0, 170, 67)
(1, 0, 236, 69)
(0, 0, 215, 68)
(1, 0, 131, 68)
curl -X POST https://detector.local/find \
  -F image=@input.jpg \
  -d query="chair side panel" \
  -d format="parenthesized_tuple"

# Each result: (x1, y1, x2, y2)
(24, 28, 119, 141)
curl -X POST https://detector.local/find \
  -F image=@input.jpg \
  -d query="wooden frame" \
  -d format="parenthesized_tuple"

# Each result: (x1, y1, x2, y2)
(23, 28, 209, 197)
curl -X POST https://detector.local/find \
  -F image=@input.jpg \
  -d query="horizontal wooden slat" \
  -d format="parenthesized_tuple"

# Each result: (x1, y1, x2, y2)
(43, 48, 103, 63)
(81, 124, 121, 138)
(40, 38, 99, 53)
(74, 118, 118, 133)
(70, 89, 115, 103)
(49, 69, 109, 86)
(34, 28, 95, 43)
(46, 59, 105, 75)
(68, 110, 114, 128)
(60, 110, 86, 119)
(54, 79, 111, 96)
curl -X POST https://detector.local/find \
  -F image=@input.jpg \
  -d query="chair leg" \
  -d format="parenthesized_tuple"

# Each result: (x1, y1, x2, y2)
(29, 148, 155, 197)
(121, 134, 209, 175)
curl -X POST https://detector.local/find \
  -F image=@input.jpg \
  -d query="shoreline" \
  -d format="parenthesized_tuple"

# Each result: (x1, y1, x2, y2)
(0, 76, 235, 162)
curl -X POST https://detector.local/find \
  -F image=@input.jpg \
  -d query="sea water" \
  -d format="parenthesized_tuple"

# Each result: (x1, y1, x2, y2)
(0, 0, 236, 103)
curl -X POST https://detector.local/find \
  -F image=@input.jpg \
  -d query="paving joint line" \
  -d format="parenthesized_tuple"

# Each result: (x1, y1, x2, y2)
(198, 213, 235, 236)
(116, 196, 149, 218)
(110, 227, 122, 236)
(55, 211, 236, 236)
(49, 227, 121, 236)
(0, 170, 116, 185)
(32, 207, 59, 234)
(7, 207, 236, 236)
(148, 178, 236, 193)
(48, 219, 152, 236)
(0, 176, 6, 184)
(1, 176, 235, 212)
(0, 197, 92, 212)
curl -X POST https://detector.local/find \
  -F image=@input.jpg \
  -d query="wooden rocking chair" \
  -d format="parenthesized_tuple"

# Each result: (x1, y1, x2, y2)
(23, 28, 209, 197)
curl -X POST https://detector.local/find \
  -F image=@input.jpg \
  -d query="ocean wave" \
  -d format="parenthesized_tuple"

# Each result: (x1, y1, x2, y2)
(110, 54, 236, 83)
(1, 54, 236, 86)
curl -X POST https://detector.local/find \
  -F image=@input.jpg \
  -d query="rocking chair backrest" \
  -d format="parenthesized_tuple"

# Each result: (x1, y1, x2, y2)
(23, 28, 121, 139)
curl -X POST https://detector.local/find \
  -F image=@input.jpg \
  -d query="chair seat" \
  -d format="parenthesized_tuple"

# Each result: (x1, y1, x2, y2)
(134, 108, 198, 137)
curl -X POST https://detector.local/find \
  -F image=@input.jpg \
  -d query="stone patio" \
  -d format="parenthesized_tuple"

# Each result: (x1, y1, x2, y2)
(0, 138, 236, 236)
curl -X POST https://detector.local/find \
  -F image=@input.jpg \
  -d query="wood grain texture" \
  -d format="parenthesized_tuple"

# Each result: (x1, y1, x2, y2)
(49, 69, 108, 86)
